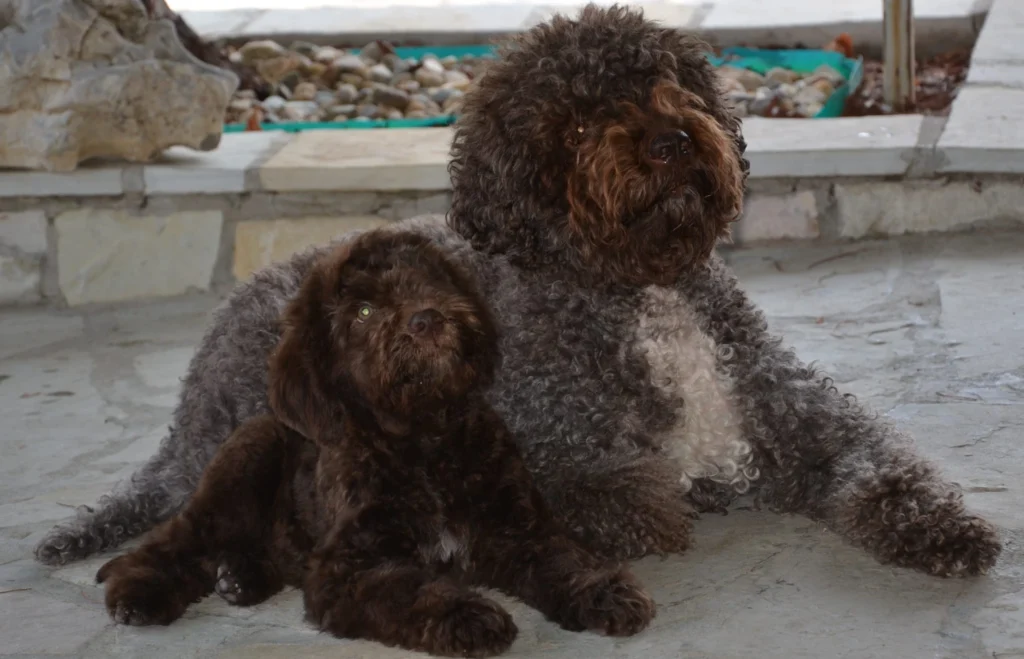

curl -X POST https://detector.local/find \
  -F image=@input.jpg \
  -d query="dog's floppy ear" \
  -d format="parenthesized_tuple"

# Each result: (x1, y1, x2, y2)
(268, 254, 346, 441)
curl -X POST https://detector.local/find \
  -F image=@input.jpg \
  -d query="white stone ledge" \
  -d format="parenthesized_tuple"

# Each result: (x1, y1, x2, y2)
(0, 166, 123, 198)
(744, 115, 924, 178)
(143, 132, 291, 195)
(0, 107, 1020, 197)
(257, 127, 453, 192)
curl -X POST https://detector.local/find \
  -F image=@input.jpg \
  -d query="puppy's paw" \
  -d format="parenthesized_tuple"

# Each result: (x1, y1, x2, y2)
(97, 558, 189, 626)
(428, 596, 518, 658)
(559, 568, 655, 637)
(214, 554, 282, 606)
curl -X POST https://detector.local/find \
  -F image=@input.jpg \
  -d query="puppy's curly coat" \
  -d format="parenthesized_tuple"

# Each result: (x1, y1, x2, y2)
(39, 3, 1001, 579)
(95, 230, 654, 657)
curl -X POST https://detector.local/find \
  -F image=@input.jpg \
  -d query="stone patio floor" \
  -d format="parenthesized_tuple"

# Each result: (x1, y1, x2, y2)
(1, 229, 1023, 658)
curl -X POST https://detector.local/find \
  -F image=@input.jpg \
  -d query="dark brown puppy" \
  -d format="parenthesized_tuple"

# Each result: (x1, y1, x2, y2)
(96, 229, 655, 658)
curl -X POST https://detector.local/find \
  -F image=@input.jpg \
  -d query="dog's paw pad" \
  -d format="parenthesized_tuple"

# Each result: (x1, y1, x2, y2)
(215, 564, 244, 604)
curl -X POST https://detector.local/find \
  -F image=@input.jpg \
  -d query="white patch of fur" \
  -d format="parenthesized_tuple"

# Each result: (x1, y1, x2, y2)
(420, 528, 466, 565)
(637, 286, 759, 493)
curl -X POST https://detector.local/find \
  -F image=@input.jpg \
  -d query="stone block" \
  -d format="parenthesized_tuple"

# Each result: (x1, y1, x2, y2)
(259, 128, 452, 192)
(55, 209, 223, 306)
(735, 190, 819, 242)
(0, 167, 123, 198)
(937, 87, 1024, 173)
(144, 131, 291, 194)
(835, 181, 1024, 238)
(233, 215, 391, 281)
(0, 211, 47, 304)
(742, 115, 923, 178)
(0, 210, 47, 255)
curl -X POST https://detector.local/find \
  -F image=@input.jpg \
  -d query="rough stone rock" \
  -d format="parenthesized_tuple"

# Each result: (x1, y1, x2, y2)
(0, 0, 238, 172)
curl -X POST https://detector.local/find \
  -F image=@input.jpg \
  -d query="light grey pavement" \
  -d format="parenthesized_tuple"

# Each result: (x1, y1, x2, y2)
(2, 229, 1024, 658)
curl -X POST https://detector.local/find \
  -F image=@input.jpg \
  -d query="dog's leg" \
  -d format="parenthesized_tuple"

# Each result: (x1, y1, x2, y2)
(685, 260, 1002, 577)
(303, 505, 518, 658)
(475, 527, 656, 637)
(536, 456, 695, 562)
(469, 452, 656, 638)
(96, 416, 291, 624)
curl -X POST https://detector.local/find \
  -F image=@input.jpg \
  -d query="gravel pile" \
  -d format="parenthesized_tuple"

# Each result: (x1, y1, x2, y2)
(716, 63, 848, 118)
(221, 37, 968, 126)
(224, 39, 489, 125)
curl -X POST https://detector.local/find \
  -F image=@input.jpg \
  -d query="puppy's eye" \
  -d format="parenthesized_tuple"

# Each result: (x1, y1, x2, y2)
(356, 304, 374, 321)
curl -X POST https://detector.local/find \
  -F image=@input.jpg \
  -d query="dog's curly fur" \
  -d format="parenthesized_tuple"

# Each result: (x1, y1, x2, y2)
(38, 3, 1001, 579)
(95, 231, 654, 657)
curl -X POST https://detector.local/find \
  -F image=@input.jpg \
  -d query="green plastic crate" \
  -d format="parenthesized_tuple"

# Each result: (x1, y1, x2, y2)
(224, 45, 862, 133)
(707, 47, 864, 118)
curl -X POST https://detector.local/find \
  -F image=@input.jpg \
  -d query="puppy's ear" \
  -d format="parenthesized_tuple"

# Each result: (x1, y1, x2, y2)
(268, 256, 345, 441)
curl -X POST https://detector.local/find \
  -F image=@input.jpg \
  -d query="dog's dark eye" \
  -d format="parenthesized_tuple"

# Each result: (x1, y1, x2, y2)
(356, 304, 374, 321)
(648, 130, 691, 164)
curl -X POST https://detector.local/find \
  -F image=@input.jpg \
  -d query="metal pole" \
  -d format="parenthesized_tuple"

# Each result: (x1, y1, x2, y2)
(883, 0, 916, 112)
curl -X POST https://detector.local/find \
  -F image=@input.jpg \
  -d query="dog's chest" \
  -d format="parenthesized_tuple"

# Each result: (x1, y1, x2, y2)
(634, 285, 754, 492)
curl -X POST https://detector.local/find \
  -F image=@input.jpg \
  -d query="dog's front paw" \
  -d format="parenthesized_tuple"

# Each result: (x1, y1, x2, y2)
(428, 596, 518, 658)
(214, 554, 282, 606)
(558, 568, 656, 636)
(96, 557, 191, 626)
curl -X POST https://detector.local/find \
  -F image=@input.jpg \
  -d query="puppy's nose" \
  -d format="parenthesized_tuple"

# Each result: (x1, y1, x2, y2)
(408, 309, 445, 337)
(648, 129, 691, 164)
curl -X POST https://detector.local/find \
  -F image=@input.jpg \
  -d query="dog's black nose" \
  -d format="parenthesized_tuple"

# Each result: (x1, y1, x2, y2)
(408, 309, 445, 336)
(648, 130, 691, 164)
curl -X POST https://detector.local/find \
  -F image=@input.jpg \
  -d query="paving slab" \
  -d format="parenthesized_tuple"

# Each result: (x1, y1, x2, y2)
(936, 87, 1024, 173)
(3, 230, 1024, 658)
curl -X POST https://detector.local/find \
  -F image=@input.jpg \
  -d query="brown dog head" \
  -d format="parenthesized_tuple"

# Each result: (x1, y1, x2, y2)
(448, 3, 748, 288)
(268, 230, 499, 440)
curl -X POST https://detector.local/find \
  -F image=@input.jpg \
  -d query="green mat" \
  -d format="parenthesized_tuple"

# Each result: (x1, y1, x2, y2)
(224, 46, 862, 133)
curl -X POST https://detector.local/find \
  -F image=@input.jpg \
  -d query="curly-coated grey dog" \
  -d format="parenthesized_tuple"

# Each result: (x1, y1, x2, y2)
(37, 3, 1001, 578)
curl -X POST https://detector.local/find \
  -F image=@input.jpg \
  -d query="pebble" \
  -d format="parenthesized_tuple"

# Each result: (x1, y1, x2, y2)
(237, 40, 286, 64)
(356, 103, 380, 119)
(360, 41, 386, 63)
(282, 101, 319, 121)
(289, 41, 320, 58)
(414, 66, 446, 88)
(256, 55, 302, 85)
(327, 104, 357, 120)
(333, 54, 368, 77)
(335, 83, 359, 104)
(367, 63, 394, 84)
(373, 86, 411, 110)
(292, 82, 318, 101)
(314, 90, 337, 107)
(443, 70, 472, 90)
(262, 95, 287, 113)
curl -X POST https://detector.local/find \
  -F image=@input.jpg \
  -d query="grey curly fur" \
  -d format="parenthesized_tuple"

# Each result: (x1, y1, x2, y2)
(37, 3, 1001, 578)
